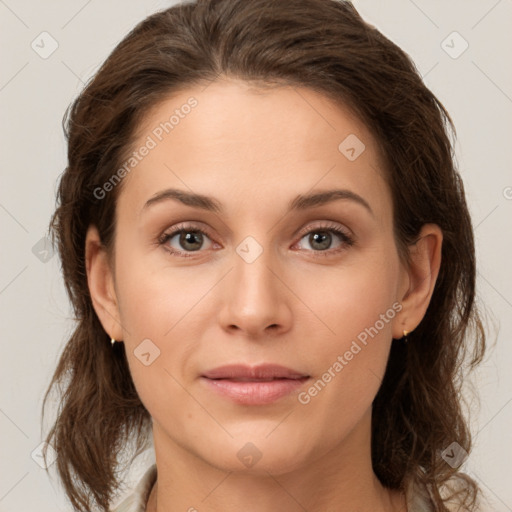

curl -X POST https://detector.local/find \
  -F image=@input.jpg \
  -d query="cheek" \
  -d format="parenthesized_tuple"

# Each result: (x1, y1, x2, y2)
(296, 252, 400, 412)
(111, 243, 187, 396)
(302, 250, 400, 347)
(114, 241, 208, 340)
(112, 243, 230, 412)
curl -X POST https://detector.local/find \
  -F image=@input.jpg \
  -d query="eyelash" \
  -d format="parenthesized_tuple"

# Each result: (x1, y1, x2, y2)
(158, 221, 355, 259)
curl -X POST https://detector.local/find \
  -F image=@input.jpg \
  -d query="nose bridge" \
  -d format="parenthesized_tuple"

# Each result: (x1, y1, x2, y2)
(220, 234, 291, 335)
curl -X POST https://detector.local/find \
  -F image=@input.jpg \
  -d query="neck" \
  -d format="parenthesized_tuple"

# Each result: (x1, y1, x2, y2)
(146, 409, 405, 512)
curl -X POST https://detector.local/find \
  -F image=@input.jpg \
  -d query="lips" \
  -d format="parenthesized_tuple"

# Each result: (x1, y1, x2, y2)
(201, 364, 309, 380)
(200, 364, 311, 405)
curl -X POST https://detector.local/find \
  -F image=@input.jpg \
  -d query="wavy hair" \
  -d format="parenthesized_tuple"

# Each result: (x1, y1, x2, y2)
(42, 0, 486, 510)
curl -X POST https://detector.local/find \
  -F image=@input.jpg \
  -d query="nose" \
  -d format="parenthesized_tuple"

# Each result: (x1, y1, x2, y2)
(218, 242, 293, 338)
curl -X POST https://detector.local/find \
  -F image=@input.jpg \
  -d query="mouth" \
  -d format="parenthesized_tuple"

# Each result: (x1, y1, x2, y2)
(201, 363, 309, 380)
(207, 376, 306, 382)
(200, 364, 310, 405)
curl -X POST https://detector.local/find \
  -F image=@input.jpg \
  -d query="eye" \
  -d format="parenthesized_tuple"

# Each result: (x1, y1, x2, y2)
(294, 222, 355, 256)
(158, 221, 355, 259)
(158, 223, 215, 257)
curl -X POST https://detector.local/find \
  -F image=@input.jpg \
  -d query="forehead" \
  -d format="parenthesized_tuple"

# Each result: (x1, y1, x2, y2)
(117, 78, 392, 220)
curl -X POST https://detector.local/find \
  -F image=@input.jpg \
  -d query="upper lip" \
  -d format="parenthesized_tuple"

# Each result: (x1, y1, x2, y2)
(201, 364, 310, 380)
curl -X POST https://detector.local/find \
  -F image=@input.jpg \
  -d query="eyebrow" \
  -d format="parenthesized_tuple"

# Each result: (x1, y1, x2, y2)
(142, 188, 373, 216)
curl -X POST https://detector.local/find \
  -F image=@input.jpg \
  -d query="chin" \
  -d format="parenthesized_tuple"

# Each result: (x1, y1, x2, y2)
(197, 433, 314, 476)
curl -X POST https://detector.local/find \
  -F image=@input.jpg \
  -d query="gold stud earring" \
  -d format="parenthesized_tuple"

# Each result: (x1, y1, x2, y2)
(403, 330, 410, 337)
(111, 337, 116, 346)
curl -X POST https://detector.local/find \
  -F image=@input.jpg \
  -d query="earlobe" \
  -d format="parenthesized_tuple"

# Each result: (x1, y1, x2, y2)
(85, 225, 124, 341)
(393, 223, 443, 339)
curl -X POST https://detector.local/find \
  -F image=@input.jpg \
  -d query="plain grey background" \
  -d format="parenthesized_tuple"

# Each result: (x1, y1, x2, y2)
(0, 0, 511, 511)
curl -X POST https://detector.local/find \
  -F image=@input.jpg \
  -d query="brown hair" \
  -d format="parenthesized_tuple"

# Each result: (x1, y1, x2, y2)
(42, 0, 486, 510)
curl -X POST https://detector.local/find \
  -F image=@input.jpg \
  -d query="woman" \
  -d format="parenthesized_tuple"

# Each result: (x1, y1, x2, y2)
(42, 0, 486, 511)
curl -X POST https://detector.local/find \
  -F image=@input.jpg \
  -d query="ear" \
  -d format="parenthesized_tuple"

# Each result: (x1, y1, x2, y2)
(392, 223, 443, 338)
(85, 225, 124, 341)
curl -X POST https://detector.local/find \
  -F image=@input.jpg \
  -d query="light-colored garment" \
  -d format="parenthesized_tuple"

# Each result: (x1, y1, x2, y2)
(110, 463, 448, 512)
(111, 464, 157, 512)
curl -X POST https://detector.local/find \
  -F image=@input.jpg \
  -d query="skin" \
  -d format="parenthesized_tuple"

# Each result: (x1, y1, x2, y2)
(86, 77, 442, 512)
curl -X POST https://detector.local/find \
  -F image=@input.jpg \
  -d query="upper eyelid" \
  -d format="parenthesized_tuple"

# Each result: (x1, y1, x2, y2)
(295, 221, 352, 239)
(161, 222, 213, 239)
(162, 220, 351, 238)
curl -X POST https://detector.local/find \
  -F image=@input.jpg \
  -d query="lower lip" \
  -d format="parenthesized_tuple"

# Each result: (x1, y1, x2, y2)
(201, 377, 310, 405)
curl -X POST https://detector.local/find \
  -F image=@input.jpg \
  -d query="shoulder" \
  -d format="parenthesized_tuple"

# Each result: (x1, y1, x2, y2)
(110, 464, 157, 512)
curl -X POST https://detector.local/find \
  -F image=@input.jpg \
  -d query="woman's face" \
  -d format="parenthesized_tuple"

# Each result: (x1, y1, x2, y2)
(94, 78, 413, 474)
